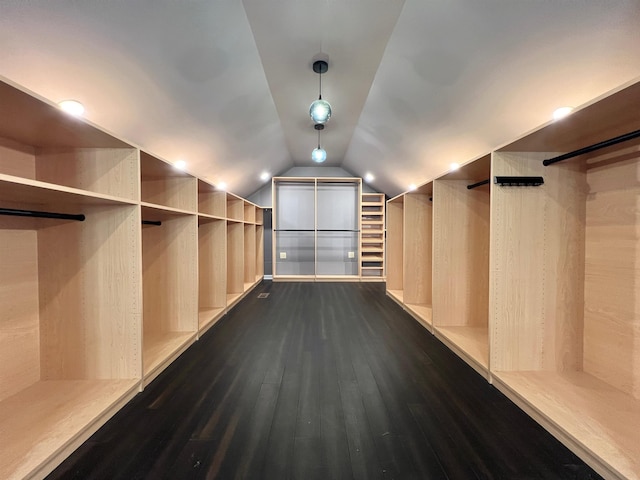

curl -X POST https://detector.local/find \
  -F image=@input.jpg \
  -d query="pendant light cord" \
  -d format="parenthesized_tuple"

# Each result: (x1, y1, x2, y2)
(317, 129, 321, 148)
(318, 70, 322, 100)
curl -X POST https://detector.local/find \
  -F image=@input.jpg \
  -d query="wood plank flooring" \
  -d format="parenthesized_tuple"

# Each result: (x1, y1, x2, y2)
(47, 282, 601, 479)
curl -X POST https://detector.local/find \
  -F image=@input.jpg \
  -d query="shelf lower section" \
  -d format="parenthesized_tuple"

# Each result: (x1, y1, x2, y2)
(0, 379, 139, 480)
(386, 289, 404, 305)
(492, 371, 640, 480)
(405, 303, 433, 332)
(434, 325, 489, 377)
(198, 307, 225, 332)
(143, 331, 197, 384)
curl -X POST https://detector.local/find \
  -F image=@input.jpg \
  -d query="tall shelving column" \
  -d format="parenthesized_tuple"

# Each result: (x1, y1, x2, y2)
(360, 193, 385, 280)
(140, 151, 198, 386)
(489, 80, 640, 480)
(0, 78, 142, 480)
(432, 155, 491, 378)
(385, 195, 404, 304)
(197, 180, 227, 334)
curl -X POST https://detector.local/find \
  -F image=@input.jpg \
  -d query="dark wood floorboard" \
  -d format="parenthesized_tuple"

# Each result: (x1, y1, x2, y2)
(48, 282, 602, 480)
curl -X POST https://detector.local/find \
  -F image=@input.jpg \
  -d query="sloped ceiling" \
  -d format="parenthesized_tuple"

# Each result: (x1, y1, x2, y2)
(1, 0, 640, 199)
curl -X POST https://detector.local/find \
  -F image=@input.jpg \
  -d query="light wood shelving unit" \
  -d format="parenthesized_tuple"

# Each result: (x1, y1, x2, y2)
(385, 195, 404, 304)
(386, 78, 640, 479)
(0, 77, 264, 479)
(198, 181, 227, 333)
(433, 155, 491, 377)
(360, 193, 385, 280)
(403, 183, 434, 331)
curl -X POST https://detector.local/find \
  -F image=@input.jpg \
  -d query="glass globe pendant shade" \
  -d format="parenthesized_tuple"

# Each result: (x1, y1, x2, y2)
(311, 147, 327, 163)
(309, 99, 332, 124)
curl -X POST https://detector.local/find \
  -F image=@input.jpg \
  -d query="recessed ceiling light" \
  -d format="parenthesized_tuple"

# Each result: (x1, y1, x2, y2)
(553, 106, 573, 121)
(449, 162, 460, 171)
(408, 184, 417, 191)
(58, 99, 84, 116)
(260, 172, 270, 181)
(364, 173, 374, 182)
(218, 182, 227, 191)
(174, 159, 187, 171)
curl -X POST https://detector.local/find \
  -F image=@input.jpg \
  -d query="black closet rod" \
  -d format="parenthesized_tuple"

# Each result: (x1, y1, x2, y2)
(142, 220, 162, 226)
(542, 128, 640, 166)
(467, 179, 490, 190)
(0, 207, 85, 222)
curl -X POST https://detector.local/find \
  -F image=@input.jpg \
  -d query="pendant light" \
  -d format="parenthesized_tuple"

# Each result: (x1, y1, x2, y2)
(311, 124, 327, 163)
(309, 60, 331, 124)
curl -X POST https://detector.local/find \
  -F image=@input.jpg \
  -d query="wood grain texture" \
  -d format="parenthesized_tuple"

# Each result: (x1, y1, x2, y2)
(256, 225, 264, 278)
(198, 219, 227, 330)
(36, 147, 139, 202)
(47, 282, 602, 480)
(584, 151, 640, 399)
(0, 136, 36, 179)
(490, 151, 585, 372)
(0, 228, 40, 401)
(0, 78, 131, 150)
(433, 179, 490, 329)
(494, 371, 640, 480)
(227, 195, 244, 222)
(0, 379, 139, 480)
(142, 213, 198, 373)
(244, 224, 256, 282)
(227, 222, 244, 295)
(403, 193, 432, 306)
(40, 205, 142, 380)
(244, 202, 256, 223)
(140, 153, 197, 211)
(385, 199, 403, 291)
(198, 181, 226, 217)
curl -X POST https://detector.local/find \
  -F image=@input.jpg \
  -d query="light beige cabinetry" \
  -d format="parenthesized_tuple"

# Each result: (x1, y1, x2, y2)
(386, 79, 640, 479)
(360, 193, 385, 280)
(0, 78, 263, 479)
(433, 155, 491, 377)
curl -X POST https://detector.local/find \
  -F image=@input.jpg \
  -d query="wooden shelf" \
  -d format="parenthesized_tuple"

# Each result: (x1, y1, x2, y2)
(198, 179, 226, 217)
(198, 218, 226, 332)
(405, 303, 433, 331)
(140, 152, 197, 212)
(0, 379, 139, 480)
(0, 78, 265, 478)
(432, 158, 490, 375)
(198, 307, 225, 331)
(226, 193, 244, 222)
(387, 289, 404, 304)
(142, 212, 198, 379)
(435, 326, 489, 376)
(493, 371, 640, 480)
(360, 192, 385, 279)
(143, 331, 196, 377)
(227, 222, 244, 296)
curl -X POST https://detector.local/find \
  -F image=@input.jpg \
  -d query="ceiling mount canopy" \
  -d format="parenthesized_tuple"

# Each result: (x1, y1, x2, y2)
(309, 60, 332, 125)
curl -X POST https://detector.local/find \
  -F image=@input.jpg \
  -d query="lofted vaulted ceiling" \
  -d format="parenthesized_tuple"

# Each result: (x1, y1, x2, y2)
(1, 0, 640, 199)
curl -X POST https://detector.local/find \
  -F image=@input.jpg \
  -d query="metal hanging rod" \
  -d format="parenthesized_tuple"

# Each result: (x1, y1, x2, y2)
(543, 129, 640, 166)
(0, 207, 85, 221)
(142, 220, 162, 226)
(467, 179, 490, 190)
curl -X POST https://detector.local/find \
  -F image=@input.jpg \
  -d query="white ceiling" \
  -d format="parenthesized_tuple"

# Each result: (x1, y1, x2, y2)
(1, 0, 640, 199)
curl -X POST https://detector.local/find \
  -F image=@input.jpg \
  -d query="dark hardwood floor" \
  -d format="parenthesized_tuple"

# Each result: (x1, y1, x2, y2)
(48, 282, 602, 479)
